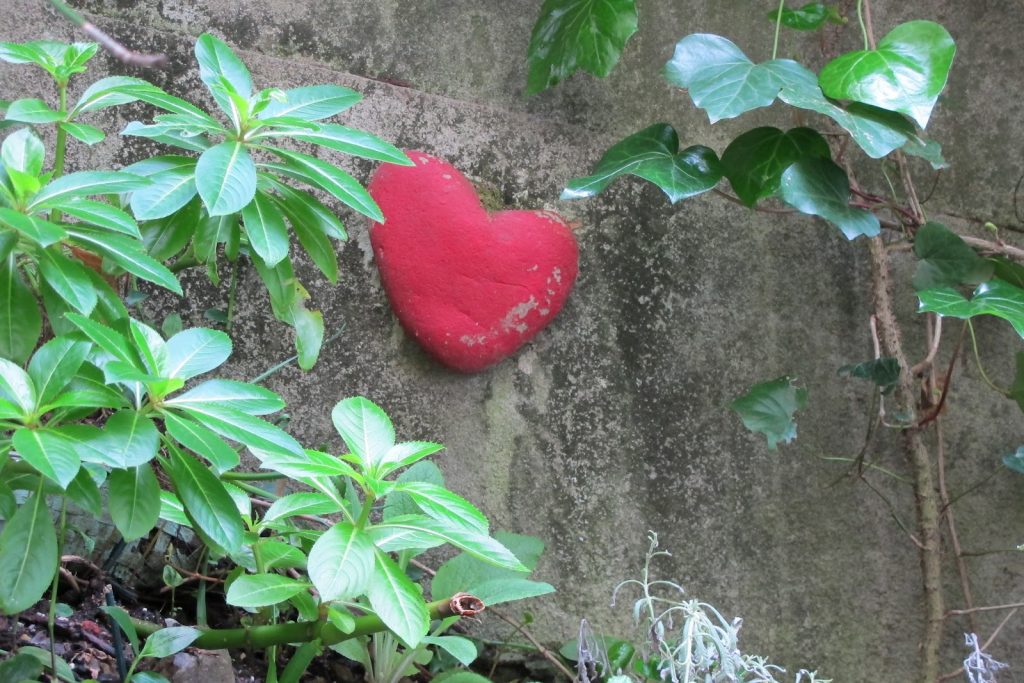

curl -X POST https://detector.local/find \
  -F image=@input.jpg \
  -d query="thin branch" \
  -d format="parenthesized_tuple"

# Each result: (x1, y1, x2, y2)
(946, 602, 1024, 617)
(490, 610, 575, 680)
(960, 235, 1024, 262)
(859, 474, 924, 549)
(935, 420, 977, 633)
(910, 315, 942, 376)
(47, 0, 168, 68)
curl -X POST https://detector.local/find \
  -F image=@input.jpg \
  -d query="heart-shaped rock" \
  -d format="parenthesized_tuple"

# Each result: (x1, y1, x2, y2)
(368, 152, 578, 372)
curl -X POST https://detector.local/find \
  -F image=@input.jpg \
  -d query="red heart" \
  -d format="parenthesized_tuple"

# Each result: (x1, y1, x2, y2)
(368, 152, 579, 372)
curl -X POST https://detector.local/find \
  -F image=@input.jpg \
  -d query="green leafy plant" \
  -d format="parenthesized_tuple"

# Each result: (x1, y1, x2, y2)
(0, 34, 550, 683)
(529, 0, 1024, 680)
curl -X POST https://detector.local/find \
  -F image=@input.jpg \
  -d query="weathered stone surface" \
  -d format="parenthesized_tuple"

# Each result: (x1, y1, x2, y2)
(2, 1, 1023, 679)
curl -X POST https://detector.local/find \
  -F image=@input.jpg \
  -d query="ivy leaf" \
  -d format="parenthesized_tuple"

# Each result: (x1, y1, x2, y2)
(720, 127, 830, 206)
(819, 20, 955, 129)
(730, 376, 808, 450)
(525, 0, 638, 95)
(768, 3, 845, 31)
(196, 141, 256, 216)
(917, 279, 1024, 339)
(780, 158, 880, 239)
(1003, 446, 1024, 475)
(912, 222, 993, 291)
(663, 34, 799, 122)
(838, 357, 900, 393)
(563, 124, 721, 202)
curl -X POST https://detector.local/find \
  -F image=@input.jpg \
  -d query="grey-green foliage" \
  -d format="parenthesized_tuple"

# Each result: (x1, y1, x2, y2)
(605, 533, 829, 683)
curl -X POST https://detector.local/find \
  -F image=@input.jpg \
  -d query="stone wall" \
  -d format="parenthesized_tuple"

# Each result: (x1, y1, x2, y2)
(2, 0, 1023, 678)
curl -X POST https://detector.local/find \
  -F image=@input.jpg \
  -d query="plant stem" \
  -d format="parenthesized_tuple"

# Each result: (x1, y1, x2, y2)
(221, 470, 286, 481)
(48, 83, 68, 224)
(771, 0, 785, 60)
(967, 320, 1010, 395)
(47, 497, 67, 680)
(855, 0, 869, 50)
(226, 257, 240, 333)
(130, 598, 456, 650)
(46, 0, 168, 67)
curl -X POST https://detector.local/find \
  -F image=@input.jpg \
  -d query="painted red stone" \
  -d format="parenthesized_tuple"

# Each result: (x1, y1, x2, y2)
(368, 152, 579, 372)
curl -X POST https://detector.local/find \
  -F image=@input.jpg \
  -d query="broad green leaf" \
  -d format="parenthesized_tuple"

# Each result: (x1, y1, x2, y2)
(52, 424, 119, 467)
(114, 81, 214, 120)
(104, 410, 160, 468)
(0, 256, 41, 364)
(285, 197, 338, 282)
(432, 531, 546, 603)
(563, 123, 722, 203)
(121, 121, 212, 153)
(0, 357, 36, 414)
(123, 154, 198, 178)
(0, 490, 57, 614)
(390, 481, 488, 533)
(819, 21, 955, 128)
(259, 540, 307, 570)
(0, 208, 66, 246)
(292, 306, 324, 371)
(18, 644, 76, 682)
(2, 128, 44, 175)
(366, 549, 429, 646)
(281, 124, 411, 165)
(163, 411, 239, 473)
(64, 227, 183, 294)
(912, 221, 993, 290)
(422, 636, 478, 666)
(65, 312, 138, 366)
(141, 197, 201, 262)
(28, 336, 90, 406)
(838, 357, 901, 393)
(383, 461, 444, 521)
(194, 211, 237, 263)
(901, 135, 947, 170)
(0, 232, 15, 263)
(66, 467, 102, 516)
(780, 158, 880, 239)
(308, 522, 375, 601)
(4, 98, 63, 123)
(271, 183, 346, 240)
(174, 403, 304, 457)
(195, 34, 253, 97)
(13, 428, 81, 488)
(917, 279, 1024, 338)
(525, 0, 638, 95)
(130, 318, 169, 377)
(164, 327, 231, 380)
(241, 190, 289, 266)
(0, 652, 43, 681)
(108, 464, 161, 540)
(35, 248, 97, 314)
(53, 199, 141, 238)
(158, 490, 191, 527)
(768, 3, 844, 31)
(167, 379, 284, 415)
(332, 397, 395, 469)
(138, 626, 201, 659)
(1002, 446, 1024, 475)
(99, 605, 140, 653)
(196, 141, 257, 216)
(664, 34, 797, 122)
(28, 171, 150, 210)
(71, 75, 147, 114)
(166, 446, 244, 552)
(59, 122, 105, 145)
(266, 147, 382, 221)
(378, 441, 444, 475)
(259, 449, 359, 480)
(258, 84, 361, 120)
(373, 517, 526, 571)
(131, 165, 198, 220)
(263, 492, 342, 522)
(226, 573, 309, 607)
(721, 127, 830, 206)
(730, 376, 807, 450)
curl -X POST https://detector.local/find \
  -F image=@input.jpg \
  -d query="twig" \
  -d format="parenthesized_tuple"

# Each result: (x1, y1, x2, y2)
(960, 235, 1024, 262)
(62, 554, 103, 576)
(914, 323, 966, 429)
(946, 602, 1024, 617)
(80, 628, 118, 657)
(935, 420, 977, 633)
(910, 315, 942, 376)
(46, 0, 168, 68)
(858, 474, 924, 549)
(490, 610, 575, 680)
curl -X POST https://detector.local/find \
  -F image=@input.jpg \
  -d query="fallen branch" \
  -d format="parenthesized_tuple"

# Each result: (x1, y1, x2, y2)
(46, 0, 168, 68)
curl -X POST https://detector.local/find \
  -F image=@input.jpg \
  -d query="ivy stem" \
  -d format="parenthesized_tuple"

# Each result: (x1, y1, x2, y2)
(966, 320, 1010, 395)
(47, 496, 67, 681)
(856, 0, 869, 50)
(771, 0, 785, 60)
